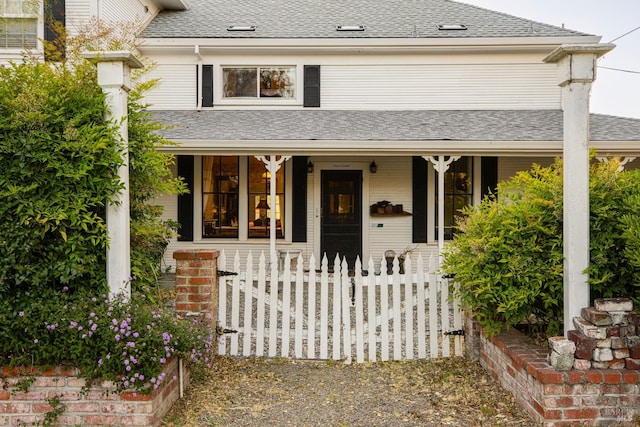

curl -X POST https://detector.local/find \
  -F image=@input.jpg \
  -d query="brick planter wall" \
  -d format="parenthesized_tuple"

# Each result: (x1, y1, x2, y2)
(0, 358, 189, 427)
(466, 317, 640, 426)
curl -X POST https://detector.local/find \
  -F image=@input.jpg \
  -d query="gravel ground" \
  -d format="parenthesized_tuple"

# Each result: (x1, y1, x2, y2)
(161, 356, 537, 427)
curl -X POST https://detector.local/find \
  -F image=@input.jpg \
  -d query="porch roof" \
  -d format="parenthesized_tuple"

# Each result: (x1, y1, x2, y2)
(151, 109, 640, 156)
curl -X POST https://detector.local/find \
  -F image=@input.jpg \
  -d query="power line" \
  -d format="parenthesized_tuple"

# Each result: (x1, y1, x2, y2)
(608, 25, 640, 43)
(598, 65, 640, 75)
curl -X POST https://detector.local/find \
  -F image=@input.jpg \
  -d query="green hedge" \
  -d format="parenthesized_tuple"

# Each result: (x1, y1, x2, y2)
(443, 158, 640, 337)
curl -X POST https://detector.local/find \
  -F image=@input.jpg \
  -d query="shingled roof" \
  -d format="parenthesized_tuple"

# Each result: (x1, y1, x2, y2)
(140, 0, 593, 39)
(151, 110, 640, 143)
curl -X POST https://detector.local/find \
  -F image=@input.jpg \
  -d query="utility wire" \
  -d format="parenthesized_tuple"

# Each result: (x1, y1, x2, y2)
(608, 25, 640, 43)
(598, 65, 640, 75)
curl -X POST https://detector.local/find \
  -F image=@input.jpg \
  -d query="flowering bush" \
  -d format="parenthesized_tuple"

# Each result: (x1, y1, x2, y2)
(0, 288, 214, 394)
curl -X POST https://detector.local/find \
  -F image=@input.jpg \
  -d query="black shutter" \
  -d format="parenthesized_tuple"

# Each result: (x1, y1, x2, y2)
(177, 155, 194, 241)
(412, 156, 428, 243)
(202, 65, 214, 107)
(303, 65, 320, 108)
(481, 157, 498, 199)
(292, 157, 308, 242)
(44, 0, 65, 61)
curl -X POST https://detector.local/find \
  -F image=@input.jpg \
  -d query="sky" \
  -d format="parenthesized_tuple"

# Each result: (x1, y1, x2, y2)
(461, 0, 640, 119)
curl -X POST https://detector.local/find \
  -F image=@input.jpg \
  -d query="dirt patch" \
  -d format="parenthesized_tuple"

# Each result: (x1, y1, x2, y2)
(162, 356, 536, 426)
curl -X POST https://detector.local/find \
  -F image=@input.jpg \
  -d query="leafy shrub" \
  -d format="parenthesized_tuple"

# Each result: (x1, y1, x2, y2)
(0, 288, 213, 394)
(0, 61, 122, 294)
(443, 158, 640, 337)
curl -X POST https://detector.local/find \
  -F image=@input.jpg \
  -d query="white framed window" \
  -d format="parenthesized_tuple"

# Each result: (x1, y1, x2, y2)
(222, 66, 296, 100)
(0, 0, 38, 49)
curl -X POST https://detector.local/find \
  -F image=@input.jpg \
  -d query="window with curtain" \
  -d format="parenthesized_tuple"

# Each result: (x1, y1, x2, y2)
(202, 156, 239, 238)
(435, 156, 472, 240)
(223, 66, 295, 99)
(0, 0, 38, 49)
(248, 157, 284, 238)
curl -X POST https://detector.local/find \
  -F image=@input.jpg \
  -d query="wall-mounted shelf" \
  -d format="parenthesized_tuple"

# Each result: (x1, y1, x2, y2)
(371, 211, 412, 217)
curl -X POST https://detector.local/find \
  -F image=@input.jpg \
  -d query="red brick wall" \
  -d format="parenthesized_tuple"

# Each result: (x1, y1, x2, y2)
(467, 317, 640, 426)
(0, 358, 190, 427)
(173, 250, 219, 323)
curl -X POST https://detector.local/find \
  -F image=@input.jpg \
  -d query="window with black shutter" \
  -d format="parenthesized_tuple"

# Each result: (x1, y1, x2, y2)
(304, 65, 320, 107)
(201, 65, 214, 107)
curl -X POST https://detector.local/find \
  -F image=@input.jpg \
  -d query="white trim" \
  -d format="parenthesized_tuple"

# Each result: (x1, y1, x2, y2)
(158, 140, 640, 157)
(137, 36, 601, 55)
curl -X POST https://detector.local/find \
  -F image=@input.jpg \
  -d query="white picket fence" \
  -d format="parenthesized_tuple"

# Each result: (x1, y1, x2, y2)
(217, 250, 464, 363)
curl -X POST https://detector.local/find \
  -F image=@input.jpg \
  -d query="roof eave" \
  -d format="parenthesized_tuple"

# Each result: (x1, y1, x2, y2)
(136, 35, 602, 55)
(157, 139, 640, 157)
(151, 0, 189, 10)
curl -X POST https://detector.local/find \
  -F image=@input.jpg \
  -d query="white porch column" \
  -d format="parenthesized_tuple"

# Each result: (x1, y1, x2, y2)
(255, 155, 291, 264)
(544, 44, 614, 334)
(84, 51, 143, 299)
(423, 156, 460, 268)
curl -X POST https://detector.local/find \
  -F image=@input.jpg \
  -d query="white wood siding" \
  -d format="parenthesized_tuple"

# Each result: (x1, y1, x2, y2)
(321, 64, 559, 110)
(98, 0, 156, 25)
(141, 64, 197, 110)
(64, 0, 91, 36)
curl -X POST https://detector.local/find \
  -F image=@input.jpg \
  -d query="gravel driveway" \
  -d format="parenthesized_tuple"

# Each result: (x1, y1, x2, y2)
(162, 355, 536, 427)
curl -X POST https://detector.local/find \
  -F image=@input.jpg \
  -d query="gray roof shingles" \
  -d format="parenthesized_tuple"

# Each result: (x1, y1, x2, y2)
(140, 0, 591, 39)
(150, 110, 640, 142)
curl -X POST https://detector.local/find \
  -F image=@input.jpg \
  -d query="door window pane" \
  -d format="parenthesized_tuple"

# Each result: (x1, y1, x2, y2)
(202, 156, 239, 237)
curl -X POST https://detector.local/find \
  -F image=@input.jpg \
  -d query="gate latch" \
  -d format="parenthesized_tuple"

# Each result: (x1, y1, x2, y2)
(217, 270, 238, 276)
(216, 324, 238, 335)
(444, 329, 465, 336)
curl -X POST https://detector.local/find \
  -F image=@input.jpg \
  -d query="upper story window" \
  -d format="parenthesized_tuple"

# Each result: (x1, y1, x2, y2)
(0, 0, 38, 49)
(223, 66, 295, 99)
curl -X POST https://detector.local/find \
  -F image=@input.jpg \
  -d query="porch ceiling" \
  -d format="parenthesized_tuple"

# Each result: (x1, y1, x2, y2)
(151, 109, 640, 156)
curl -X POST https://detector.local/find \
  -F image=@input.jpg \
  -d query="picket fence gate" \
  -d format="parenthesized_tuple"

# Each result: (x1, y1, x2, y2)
(216, 250, 463, 363)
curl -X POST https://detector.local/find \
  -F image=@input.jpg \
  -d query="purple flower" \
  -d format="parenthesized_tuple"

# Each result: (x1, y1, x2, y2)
(18, 311, 24, 317)
(98, 359, 103, 366)
(125, 365, 132, 372)
(91, 324, 97, 331)
(33, 339, 38, 344)
(62, 286, 69, 292)
(115, 335, 120, 342)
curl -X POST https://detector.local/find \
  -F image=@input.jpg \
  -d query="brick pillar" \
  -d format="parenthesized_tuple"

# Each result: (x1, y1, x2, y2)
(173, 250, 220, 324)
(464, 311, 481, 362)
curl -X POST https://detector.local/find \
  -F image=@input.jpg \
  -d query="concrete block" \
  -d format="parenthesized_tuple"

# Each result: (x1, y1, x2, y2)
(548, 336, 576, 355)
(550, 351, 575, 371)
(573, 358, 592, 370)
(610, 311, 629, 326)
(594, 298, 633, 313)
(581, 307, 612, 326)
(613, 348, 630, 359)
(573, 317, 607, 339)
(593, 347, 613, 362)
(611, 336, 628, 349)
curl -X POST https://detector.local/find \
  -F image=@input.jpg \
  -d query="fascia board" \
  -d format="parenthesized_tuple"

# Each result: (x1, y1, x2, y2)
(157, 139, 640, 157)
(137, 35, 601, 55)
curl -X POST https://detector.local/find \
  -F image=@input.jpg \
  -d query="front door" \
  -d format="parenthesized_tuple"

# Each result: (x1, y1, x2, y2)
(321, 170, 362, 269)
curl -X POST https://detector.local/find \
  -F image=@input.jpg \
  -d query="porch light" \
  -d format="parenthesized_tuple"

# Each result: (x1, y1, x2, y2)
(336, 25, 365, 31)
(227, 25, 256, 31)
(307, 161, 314, 173)
(369, 161, 377, 173)
(437, 24, 467, 30)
